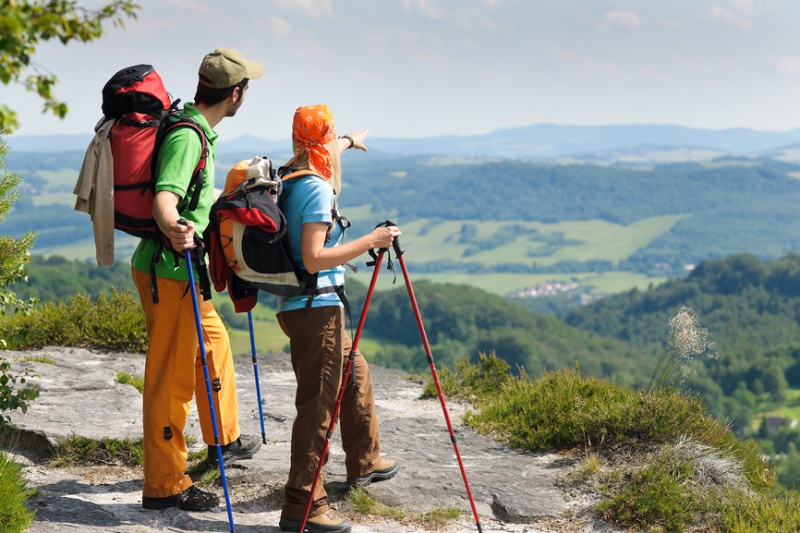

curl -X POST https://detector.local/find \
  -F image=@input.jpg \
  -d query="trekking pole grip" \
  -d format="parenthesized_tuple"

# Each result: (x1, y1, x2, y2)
(380, 220, 404, 257)
(176, 217, 194, 251)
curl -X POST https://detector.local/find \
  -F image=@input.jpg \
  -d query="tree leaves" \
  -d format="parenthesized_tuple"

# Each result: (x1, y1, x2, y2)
(0, 0, 139, 132)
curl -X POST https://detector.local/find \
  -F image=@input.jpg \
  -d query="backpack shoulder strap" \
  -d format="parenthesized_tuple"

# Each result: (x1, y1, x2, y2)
(280, 169, 320, 183)
(161, 117, 209, 212)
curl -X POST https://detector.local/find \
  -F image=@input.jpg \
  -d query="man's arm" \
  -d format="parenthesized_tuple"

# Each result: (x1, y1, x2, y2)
(153, 190, 195, 251)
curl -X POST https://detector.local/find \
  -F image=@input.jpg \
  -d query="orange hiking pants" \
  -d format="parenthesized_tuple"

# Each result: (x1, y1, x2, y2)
(132, 267, 240, 498)
(277, 305, 382, 519)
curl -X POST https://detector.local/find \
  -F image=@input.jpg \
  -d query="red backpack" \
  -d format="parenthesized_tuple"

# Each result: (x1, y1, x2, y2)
(78, 64, 211, 302)
(100, 64, 208, 238)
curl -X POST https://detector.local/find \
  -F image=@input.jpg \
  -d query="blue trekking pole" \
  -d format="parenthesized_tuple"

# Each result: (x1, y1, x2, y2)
(179, 219, 235, 532)
(247, 310, 267, 444)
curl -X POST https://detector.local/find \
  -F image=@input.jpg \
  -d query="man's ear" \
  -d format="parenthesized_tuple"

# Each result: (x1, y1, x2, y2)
(231, 86, 242, 105)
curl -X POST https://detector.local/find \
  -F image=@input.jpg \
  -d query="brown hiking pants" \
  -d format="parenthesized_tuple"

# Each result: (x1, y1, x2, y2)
(277, 305, 382, 519)
(133, 267, 240, 498)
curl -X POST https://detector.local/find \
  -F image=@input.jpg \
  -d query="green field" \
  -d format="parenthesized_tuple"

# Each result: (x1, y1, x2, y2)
(227, 307, 389, 361)
(33, 208, 677, 298)
(388, 214, 684, 266)
(228, 313, 288, 356)
(398, 270, 666, 296)
(34, 169, 80, 189)
(762, 388, 800, 425)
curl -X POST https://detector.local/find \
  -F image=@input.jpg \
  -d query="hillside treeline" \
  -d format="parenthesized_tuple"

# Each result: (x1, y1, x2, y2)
(12, 255, 654, 387)
(352, 279, 650, 384)
(565, 252, 800, 435)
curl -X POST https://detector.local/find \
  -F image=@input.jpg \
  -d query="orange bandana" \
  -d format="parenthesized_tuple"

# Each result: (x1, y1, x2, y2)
(292, 105, 337, 180)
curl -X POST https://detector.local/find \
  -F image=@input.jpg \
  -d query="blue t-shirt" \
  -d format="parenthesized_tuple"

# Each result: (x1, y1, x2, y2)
(277, 176, 345, 312)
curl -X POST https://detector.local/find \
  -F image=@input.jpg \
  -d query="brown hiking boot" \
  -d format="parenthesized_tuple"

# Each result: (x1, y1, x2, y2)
(279, 513, 352, 532)
(347, 458, 398, 488)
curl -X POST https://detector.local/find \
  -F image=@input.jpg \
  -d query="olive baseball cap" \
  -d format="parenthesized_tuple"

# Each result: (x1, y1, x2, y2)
(199, 48, 264, 89)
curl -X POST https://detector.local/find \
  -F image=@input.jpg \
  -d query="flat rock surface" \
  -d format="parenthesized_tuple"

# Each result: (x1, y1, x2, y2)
(3, 347, 622, 533)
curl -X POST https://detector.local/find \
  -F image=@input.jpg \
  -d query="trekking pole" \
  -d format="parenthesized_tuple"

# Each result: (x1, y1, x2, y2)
(179, 219, 235, 532)
(387, 223, 483, 533)
(299, 249, 387, 532)
(247, 310, 268, 444)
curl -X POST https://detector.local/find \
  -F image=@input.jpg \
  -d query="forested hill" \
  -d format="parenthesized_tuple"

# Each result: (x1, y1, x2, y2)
(352, 279, 650, 385)
(7, 151, 800, 272)
(10, 255, 652, 387)
(563, 253, 800, 427)
(341, 155, 800, 269)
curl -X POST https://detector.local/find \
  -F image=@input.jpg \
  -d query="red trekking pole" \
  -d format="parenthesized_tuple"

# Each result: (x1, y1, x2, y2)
(387, 222, 483, 532)
(298, 249, 387, 532)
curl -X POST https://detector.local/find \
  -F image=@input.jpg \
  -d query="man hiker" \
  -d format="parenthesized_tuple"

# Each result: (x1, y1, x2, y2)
(131, 48, 265, 511)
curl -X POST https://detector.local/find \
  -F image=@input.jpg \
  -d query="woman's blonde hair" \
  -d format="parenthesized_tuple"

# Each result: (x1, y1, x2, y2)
(292, 140, 342, 197)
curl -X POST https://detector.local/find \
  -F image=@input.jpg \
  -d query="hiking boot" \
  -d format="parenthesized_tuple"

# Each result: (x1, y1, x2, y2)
(279, 513, 352, 533)
(142, 484, 220, 511)
(208, 434, 262, 468)
(347, 458, 398, 488)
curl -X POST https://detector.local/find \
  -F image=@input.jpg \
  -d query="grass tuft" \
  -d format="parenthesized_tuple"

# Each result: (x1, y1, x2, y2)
(115, 371, 144, 394)
(345, 486, 461, 527)
(0, 451, 35, 533)
(346, 486, 407, 520)
(49, 434, 143, 467)
(19, 355, 55, 365)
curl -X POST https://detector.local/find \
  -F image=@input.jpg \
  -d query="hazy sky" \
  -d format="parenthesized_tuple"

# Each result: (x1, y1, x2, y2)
(4, 0, 800, 142)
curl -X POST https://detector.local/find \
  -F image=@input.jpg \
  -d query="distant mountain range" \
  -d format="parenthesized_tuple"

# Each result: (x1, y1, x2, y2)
(6, 123, 800, 160)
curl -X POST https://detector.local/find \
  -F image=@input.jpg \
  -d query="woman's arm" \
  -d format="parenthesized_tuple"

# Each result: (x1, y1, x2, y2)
(301, 221, 401, 274)
(337, 128, 369, 154)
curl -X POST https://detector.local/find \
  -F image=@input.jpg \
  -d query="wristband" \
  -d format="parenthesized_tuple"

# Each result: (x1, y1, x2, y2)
(341, 135, 355, 149)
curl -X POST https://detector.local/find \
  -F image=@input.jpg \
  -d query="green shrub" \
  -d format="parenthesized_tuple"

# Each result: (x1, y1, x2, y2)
(464, 366, 711, 449)
(0, 289, 147, 352)
(0, 451, 34, 533)
(718, 485, 800, 532)
(0, 359, 38, 432)
(424, 351, 511, 401)
(597, 447, 707, 532)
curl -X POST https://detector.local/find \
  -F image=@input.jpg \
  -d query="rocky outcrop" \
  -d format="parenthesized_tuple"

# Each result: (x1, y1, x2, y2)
(2, 347, 616, 533)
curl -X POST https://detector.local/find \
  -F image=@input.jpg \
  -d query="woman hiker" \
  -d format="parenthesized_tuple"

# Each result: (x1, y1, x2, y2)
(275, 104, 401, 533)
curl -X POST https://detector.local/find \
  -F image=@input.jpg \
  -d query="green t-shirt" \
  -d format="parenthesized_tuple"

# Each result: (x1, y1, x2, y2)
(130, 103, 218, 281)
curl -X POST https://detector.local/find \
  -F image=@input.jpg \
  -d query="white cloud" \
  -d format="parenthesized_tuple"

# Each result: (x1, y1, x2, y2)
(598, 10, 642, 31)
(769, 55, 800, 77)
(400, 0, 446, 19)
(269, 16, 293, 39)
(731, 0, 754, 16)
(709, 5, 752, 28)
(399, 0, 499, 30)
(273, 0, 335, 18)
(546, 48, 628, 82)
